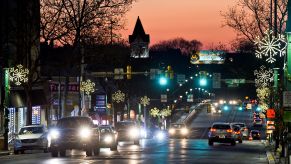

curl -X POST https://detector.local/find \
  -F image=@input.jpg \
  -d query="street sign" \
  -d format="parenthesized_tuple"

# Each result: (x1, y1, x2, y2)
(212, 73, 221, 89)
(161, 94, 167, 103)
(187, 94, 193, 102)
(177, 74, 186, 84)
(266, 109, 275, 118)
(283, 91, 291, 107)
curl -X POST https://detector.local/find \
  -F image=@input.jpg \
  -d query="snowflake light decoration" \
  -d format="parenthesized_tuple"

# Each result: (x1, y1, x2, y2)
(140, 96, 150, 106)
(9, 64, 29, 86)
(256, 87, 271, 101)
(254, 65, 273, 88)
(80, 79, 95, 95)
(112, 90, 125, 103)
(160, 108, 171, 117)
(254, 30, 286, 63)
(150, 107, 160, 117)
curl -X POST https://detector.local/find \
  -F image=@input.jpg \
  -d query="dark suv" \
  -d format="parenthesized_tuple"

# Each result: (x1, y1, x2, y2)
(49, 116, 100, 157)
(116, 121, 140, 145)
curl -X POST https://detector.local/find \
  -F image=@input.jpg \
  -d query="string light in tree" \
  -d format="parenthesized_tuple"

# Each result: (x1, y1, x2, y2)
(254, 30, 286, 63)
(112, 90, 125, 103)
(9, 64, 29, 86)
(254, 65, 274, 88)
(80, 79, 95, 95)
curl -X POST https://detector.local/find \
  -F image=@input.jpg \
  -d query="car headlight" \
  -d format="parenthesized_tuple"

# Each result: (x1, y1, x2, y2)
(79, 127, 92, 139)
(104, 135, 113, 143)
(129, 128, 139, 138)
(181, 128, 189, 135)
(156, 131, 165, 140)
(49, 129, 60, 139)
(169, 128, 175, 134)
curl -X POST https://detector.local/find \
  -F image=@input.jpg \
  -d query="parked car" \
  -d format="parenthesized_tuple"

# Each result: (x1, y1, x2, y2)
(14, 125, 49, 154)
(49, 116, 100, 157)
(208, 122, 236, 146)
(115, 121, 140, 145)
(231, 122, 249, 138)
(99, 125, 118, 151)
(249, 130, 261, 140)
(168, 123, 189, 139)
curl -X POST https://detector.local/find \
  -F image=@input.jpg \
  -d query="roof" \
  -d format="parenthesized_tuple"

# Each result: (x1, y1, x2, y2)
(129, 16, 150, 43)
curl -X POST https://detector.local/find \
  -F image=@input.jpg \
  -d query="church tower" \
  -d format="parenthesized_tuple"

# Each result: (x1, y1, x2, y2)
(129, 16, 150, 58)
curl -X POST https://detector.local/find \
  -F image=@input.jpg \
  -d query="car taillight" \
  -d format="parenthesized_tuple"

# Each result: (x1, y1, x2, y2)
(226, 129, 233, 133)
(244, 128, 248, 130)
(210, 128, 216, 132)
(235, 131, 241, 134)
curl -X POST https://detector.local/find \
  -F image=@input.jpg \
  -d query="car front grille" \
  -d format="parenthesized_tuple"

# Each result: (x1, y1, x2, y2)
(21, 139, 38, 143)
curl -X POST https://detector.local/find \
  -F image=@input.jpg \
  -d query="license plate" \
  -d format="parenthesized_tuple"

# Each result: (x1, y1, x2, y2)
(219, 135, 225, 138)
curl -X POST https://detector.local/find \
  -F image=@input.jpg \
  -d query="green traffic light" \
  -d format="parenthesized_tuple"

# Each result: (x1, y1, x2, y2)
(199, 78, 207, 86)
(159, 77, 167, 86)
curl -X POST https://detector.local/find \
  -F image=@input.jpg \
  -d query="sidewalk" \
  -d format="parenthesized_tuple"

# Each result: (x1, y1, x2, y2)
(264, 140, 288, 164)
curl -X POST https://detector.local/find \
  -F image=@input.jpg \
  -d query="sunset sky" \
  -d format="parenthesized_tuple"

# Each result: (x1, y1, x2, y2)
(121, 0, 238, 49)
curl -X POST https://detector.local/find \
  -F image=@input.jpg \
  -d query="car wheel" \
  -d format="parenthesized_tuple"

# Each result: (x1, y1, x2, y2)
(133, 140, 139, 145)
(110, 144, 118, 151)
(208, 140, 213, 146)
(14, 150, 19, 155)
(60, 149, 66, 157)
(51, 149, 58, 157)
(20, 150, 25, 154)
(231, 140, 236, 146)
(86, 147, 93, 156)
(239, 139, 243, 143)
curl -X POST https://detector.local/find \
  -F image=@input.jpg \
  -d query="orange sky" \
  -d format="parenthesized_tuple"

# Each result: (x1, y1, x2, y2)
(121, 0, 238, 49)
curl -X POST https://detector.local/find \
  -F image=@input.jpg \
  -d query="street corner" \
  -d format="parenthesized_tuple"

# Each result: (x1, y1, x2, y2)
(266, 150, 275, 164)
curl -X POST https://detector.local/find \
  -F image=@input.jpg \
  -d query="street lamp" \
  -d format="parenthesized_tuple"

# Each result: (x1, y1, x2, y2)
(112, 90, 125, 126)
(80, 79, 95, 114)
(140, 96, 150, 131)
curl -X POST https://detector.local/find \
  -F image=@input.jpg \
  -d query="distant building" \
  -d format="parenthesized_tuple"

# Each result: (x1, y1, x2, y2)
(129, 16, 150, 58)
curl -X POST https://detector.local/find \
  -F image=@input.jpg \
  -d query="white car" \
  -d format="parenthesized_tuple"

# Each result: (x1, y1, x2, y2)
(13, 125, 49, 154)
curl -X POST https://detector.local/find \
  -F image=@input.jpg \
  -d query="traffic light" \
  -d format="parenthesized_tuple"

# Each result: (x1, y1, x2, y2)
(159, 77, 168, 86)
(165, 65, 174, 79)
(126, 65, 132, 79)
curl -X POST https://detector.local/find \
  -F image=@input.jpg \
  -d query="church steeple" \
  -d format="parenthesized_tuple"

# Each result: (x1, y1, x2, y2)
(129, 17, 150, 58)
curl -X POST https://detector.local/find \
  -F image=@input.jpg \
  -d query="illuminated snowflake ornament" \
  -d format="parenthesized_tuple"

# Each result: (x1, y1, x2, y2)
(112, 90, 125, 103)
(254, 65, 273, 88)
(256, 87, 271, 101)
(80, 79, 95, 95)
(254, 30, 286, 63)
(150, 107, 160, 117)
(140, 96, 150, 106)
(160, 108, 171, 117)
(9, 64, 29, 85)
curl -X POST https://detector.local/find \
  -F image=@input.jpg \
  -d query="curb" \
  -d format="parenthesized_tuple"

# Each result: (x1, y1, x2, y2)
(266, 150, 276, 164)
(0, 151, 11, 156)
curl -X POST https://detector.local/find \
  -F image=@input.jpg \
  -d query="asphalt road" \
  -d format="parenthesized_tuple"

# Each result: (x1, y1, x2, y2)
(0, 105, 268, 164)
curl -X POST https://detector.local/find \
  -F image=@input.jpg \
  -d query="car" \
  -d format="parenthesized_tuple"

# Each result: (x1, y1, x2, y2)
(208, 122, 236, 146)
(231, 122, 249, 138)
(13, 125, 49, 154)
(99, 125, 118, 151)
(49, 116, 100, 157)
(253, 118, 263, 127)
(168, 123, 189, 139)
(249, 130, 261, 140)
(232, 125, 243, 143)
(115, 121, 140, 145)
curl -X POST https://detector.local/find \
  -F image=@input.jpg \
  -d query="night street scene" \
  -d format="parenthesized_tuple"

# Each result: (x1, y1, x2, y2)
(1, 0, 291, 164)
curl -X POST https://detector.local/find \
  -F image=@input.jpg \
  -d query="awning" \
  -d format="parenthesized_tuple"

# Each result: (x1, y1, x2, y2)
(9, 90, 47, 108)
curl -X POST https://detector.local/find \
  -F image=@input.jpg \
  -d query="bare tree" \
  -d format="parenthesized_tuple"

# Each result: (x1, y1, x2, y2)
(40, 0, 136, 46)
(151, 38, 202, 56)
(221, 0, 287, 43)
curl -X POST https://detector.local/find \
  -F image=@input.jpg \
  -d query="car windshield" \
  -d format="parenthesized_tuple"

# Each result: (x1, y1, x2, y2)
(100, 127, 111, 133)
(57, 117, 93, 129)
(233, 123, 245, 127)
(19, 127, 43, 135)
(116, 122, 135, 130)
(255, 119, 261, 122)
(212, 124, 230, 129)
(171, 124, 185, 129)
